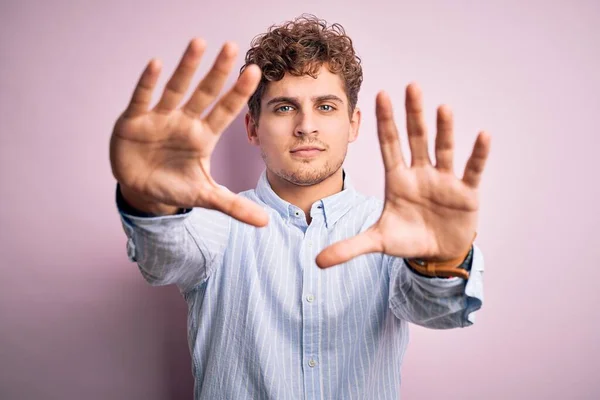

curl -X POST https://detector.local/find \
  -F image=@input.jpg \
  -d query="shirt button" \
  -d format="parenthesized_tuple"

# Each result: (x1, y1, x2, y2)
(307, 241, 313, 248)
(306, 294, 315, 303)
(308, 359, 317, 368)
(294, 211, 300, 217)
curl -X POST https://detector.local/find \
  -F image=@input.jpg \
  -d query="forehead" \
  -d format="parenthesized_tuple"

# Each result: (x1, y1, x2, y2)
(262, 65, 347, 102)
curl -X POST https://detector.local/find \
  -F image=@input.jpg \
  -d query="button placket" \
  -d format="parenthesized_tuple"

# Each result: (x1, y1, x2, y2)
(300, 223, 322, 398)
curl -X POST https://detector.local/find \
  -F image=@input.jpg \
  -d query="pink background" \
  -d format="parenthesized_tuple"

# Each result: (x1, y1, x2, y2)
(1, 0, 599, 398)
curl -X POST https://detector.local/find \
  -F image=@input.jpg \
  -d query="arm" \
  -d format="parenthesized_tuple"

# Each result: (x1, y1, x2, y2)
(109, 39, 270, 291)
(116, 184, 231, 293)
(387, 245, 484, 329)
(316, 83, 491, 330)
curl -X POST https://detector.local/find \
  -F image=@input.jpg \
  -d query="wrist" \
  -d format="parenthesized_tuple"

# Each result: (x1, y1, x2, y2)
(406, 247, 472, 279)
(117, 184, 181, 216)
(406, 233, 477, 279)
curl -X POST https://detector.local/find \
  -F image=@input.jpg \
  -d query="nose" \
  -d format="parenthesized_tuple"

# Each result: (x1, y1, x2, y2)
(294, 111, 318, 137)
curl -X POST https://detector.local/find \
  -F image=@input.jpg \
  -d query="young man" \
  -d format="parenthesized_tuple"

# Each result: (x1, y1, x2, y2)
(110, 15, 490, 400)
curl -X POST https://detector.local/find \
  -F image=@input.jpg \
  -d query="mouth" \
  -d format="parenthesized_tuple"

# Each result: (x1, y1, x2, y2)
(290, 147, 325, 158)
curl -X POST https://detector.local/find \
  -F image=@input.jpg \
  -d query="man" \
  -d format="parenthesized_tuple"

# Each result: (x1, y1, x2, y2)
(110, 15, 490, 399)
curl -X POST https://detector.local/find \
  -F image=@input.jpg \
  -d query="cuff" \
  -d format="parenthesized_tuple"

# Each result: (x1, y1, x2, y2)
(115, 183, 192, 219)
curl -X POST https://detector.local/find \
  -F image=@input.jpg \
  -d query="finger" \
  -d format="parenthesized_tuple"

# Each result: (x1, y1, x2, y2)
(204, 185, 269, 227)
(462, 131, 491, 188)
(183, 42, 238, 117)
(204, 64, 262, 134)
(154, 38, 207, 113)
(405, 82, 432, 166)
(124, 58, 161, 118)
(315, 229, 382, 269)
(434, 104, 454, 172)
(376, 91, 406, 172)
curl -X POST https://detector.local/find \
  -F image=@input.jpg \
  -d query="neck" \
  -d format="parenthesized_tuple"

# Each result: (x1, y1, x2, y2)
(266, 168, 344, 224)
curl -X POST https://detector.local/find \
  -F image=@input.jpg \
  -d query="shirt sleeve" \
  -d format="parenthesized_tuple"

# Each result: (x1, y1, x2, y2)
(115, 184, 231, 293)
(386, 245, 484, 329)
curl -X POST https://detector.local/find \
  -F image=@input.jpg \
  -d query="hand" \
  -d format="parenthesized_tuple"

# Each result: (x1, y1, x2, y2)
(316, 83, 491, 268)
(110, 38, 268, 227)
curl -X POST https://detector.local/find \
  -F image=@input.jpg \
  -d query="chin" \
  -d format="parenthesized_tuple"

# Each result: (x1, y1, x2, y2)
(277, 160, 342, 186)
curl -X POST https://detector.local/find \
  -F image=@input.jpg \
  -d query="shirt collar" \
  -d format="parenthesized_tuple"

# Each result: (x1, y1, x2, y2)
(255, 169, 356, 228)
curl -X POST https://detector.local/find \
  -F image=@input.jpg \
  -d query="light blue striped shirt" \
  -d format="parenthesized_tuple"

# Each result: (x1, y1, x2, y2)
(117, 169, 484, 399)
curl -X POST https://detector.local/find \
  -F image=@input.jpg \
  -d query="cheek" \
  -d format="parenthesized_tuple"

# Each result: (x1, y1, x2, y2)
(258, 119, 292, 146)
(326, 121, 352, 147)
(330, 140, 349, 158)
(256, 133, 288, 160)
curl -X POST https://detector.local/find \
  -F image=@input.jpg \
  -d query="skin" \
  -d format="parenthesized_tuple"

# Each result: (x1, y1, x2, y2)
(245, 64, 361, 223)
(110, 39, 270, 226)
(315, 88, 491, 270)
(110, 37, 491, 276)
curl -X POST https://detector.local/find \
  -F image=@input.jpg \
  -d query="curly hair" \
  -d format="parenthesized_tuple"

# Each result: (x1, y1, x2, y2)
(241, 14, 363, 124)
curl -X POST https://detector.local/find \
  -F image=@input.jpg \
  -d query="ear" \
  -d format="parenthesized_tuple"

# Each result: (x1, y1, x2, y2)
(348, 107, 361, 143)
(245, 113, 260, 146)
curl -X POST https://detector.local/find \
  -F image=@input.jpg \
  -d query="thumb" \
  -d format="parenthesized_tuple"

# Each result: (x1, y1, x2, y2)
(316, 228, 382, 269)
(205, 185, 269, 227)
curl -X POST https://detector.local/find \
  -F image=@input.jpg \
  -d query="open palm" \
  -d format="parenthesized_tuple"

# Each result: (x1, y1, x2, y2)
(110, 39, 268, 226)
(316, 84, 490, 269)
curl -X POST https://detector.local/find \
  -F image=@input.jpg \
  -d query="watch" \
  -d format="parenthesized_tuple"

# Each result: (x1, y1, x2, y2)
(405, 233, 477, 279)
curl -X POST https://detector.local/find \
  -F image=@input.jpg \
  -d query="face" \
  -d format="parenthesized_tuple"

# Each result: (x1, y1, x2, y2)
(245, 64, 361, 186)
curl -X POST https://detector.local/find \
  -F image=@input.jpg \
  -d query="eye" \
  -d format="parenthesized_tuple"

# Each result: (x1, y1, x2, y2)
(275, 105, 294, 113)
(319, 104, 335, 112)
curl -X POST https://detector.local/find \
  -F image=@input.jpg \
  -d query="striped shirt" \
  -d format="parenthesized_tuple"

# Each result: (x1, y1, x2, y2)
(117, 169, 484, 399)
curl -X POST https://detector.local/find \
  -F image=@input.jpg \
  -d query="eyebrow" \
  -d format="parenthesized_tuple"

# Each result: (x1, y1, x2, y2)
(265, 95, 345, 107)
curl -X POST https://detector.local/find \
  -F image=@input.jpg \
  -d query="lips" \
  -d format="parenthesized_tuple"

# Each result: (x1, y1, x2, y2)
(290, 146, 325, 153)
(290, 148, 323, 159)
